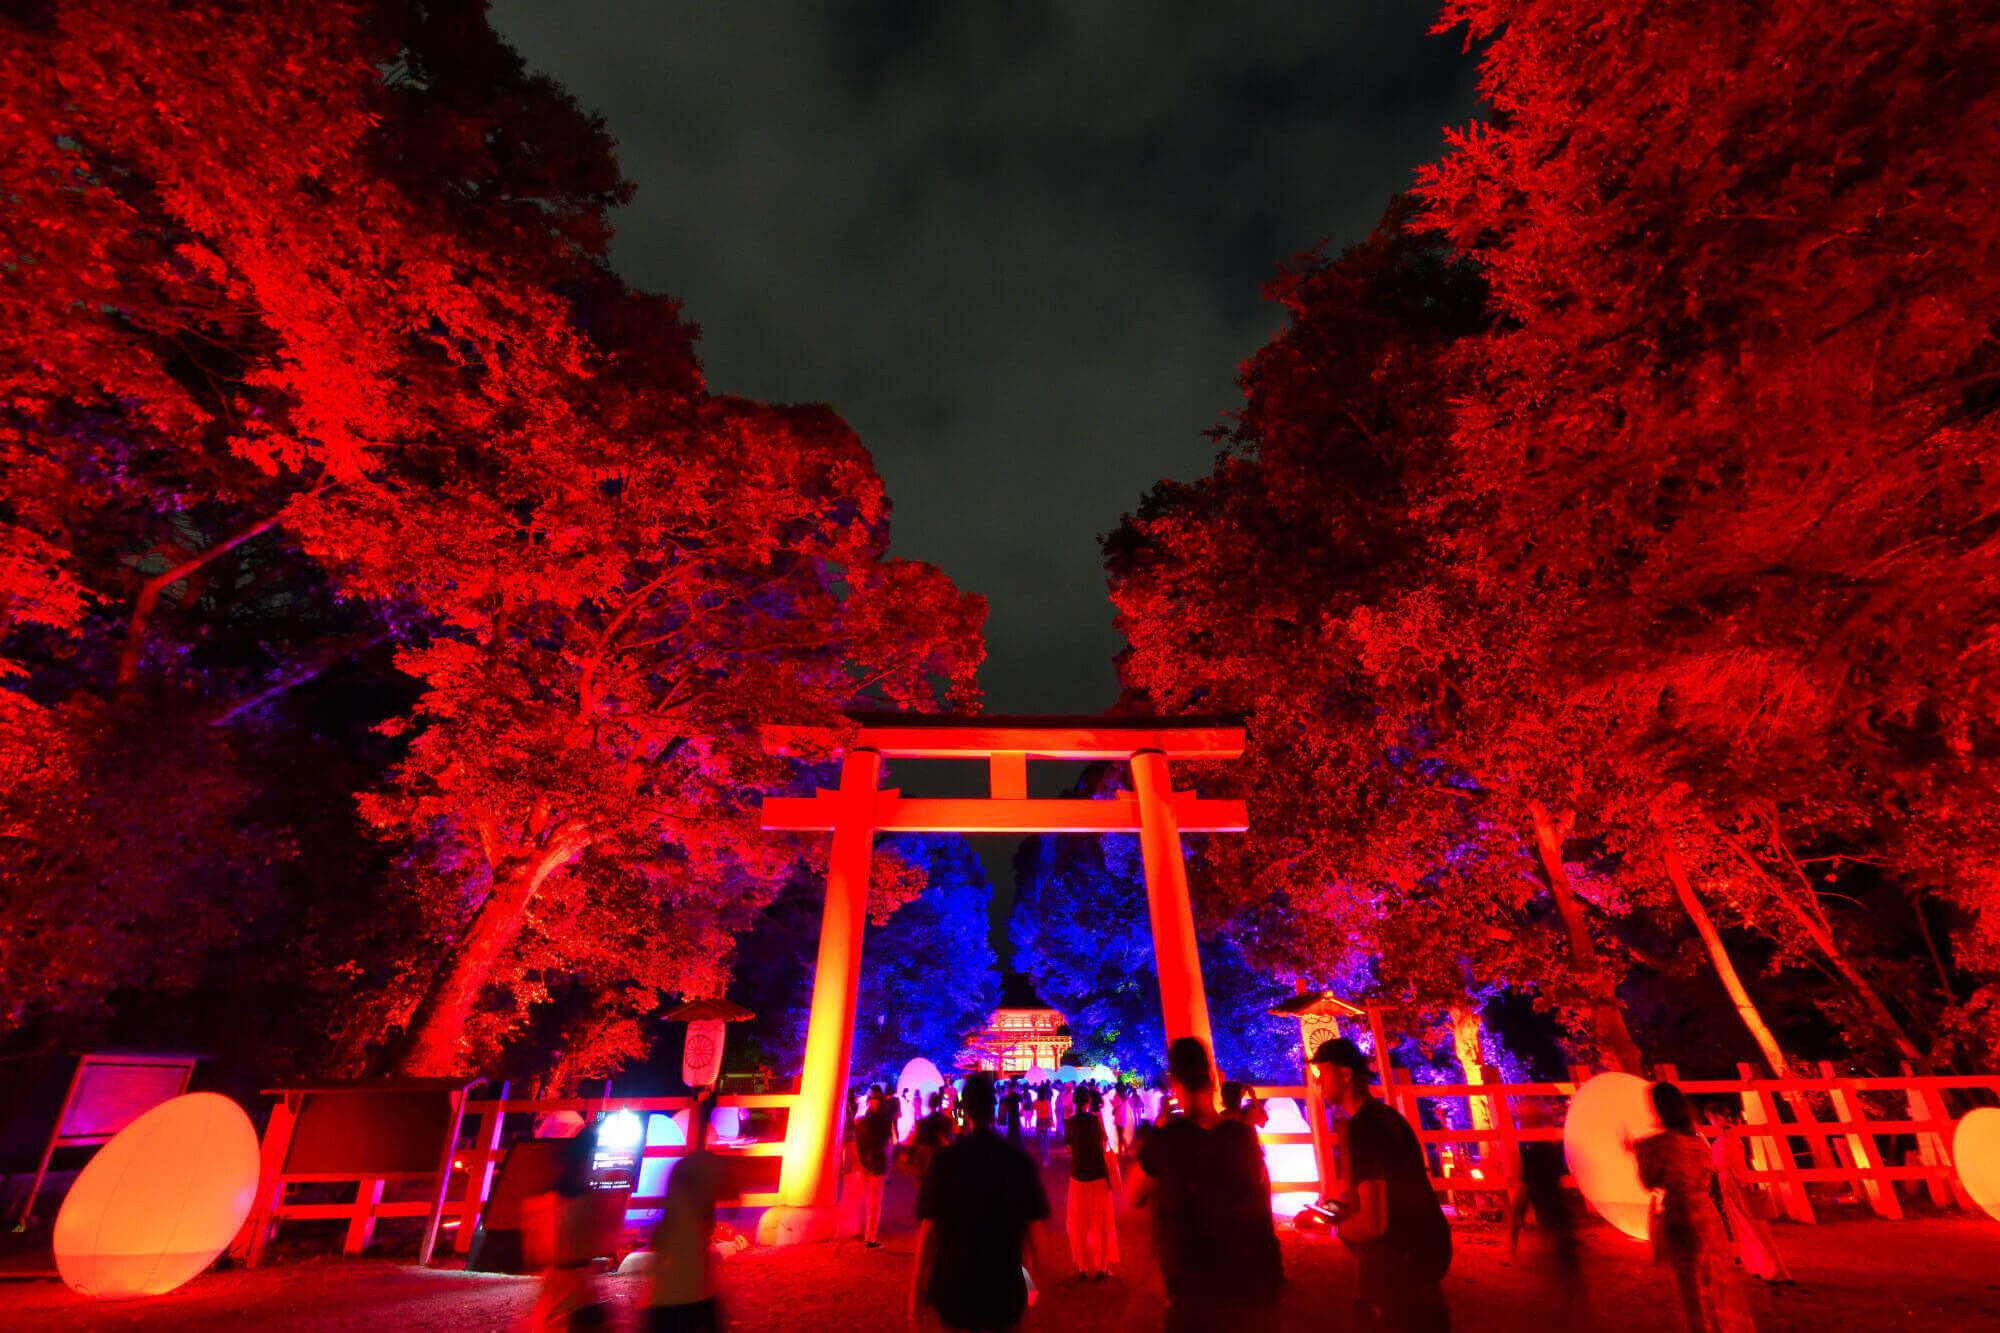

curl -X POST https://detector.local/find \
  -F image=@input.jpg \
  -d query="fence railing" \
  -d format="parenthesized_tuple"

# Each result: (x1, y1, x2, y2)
(259, 1061, 1997, 1259)
(443, 1090, 798, 1250)
(1252, 1059, 2000, 1223)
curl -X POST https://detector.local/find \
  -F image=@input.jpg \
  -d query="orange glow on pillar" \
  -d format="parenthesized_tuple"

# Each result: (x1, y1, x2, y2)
(776, 748, 881, 1212)
(1131, 749, 1216, 1084)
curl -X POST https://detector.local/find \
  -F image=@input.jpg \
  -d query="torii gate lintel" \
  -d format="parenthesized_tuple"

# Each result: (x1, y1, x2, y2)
(753, 714, 1247, 1246)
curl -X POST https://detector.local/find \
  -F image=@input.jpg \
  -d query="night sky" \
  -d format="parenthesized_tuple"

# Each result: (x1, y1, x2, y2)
(487, 1, 1481, 714)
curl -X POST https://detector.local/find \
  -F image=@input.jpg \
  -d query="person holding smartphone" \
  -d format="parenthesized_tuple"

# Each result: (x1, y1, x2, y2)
(1310, 1037, 1452, 1332)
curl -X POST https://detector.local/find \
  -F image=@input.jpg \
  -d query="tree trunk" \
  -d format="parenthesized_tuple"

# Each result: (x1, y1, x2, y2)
(1704, 812, 1929, 1068)
(398, 846, 579, 1076)
(1911, 892, 1956, 1000)
(1450, 1004, 1494, 1161)
(1655, 812, 1794, 1078)
(117, 510, 294, 690)
(1527, 800, 1644, 1073)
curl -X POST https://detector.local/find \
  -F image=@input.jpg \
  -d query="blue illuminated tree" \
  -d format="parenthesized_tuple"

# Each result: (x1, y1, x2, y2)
(850, 836, 1001, 1082)
(729, 834, 999, 1086)
(1010, 801, 1297, 1082)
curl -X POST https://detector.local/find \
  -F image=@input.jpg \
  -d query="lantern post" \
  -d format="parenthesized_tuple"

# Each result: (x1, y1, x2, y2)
(661, 997, 755, 1150)
(1269, 985, 1365, 1203)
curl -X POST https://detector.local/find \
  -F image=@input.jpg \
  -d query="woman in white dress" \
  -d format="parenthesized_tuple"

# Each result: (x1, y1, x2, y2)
(1704, 1106, 1791, 1283)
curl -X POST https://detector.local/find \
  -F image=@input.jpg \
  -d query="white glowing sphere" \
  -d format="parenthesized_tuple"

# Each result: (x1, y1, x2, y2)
(54, 1092, 260, 1299)
(597, 1109, 644, 1154)
(1562, 1072, 1660, 1242)
(896, 1058, 945, 1140)
(1953, 1107, 2000, 1223)
(1263, 1097, 1308, 1133)
(708, 1105, 743, 1141)
(1257, 1097, 1319, 1190)
(1053, 1067, 1080, 1083)
(1024, 1066, 1054, 1085)
(1086, 1065, 1115, 1084)
(634, 1112, 689, 1201)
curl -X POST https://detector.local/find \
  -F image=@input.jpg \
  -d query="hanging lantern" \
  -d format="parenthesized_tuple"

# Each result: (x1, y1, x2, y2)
(661, 997, 755, 1091)
(682, 1020, 726, 1087)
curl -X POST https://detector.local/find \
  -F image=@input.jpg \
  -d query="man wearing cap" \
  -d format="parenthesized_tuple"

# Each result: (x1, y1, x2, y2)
(1311, 1037, 1452, 1332)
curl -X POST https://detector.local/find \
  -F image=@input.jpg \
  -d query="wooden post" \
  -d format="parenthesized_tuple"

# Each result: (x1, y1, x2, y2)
(455, 1082, 509, 1252)
(416, 1088, 470, 1265)
(1297, 1026, 1336, 1201)
(1901, 1062, 1968, 1210)
(1739, 1063, 1815, 1224)
(1130, 750, 1216, 1075)
(237, 1092, 301, 1266)
(989, 751, 1027, 800)
(773, 749, 881, 1223)
(345, 1177, 386, 1255)
(1483, 1064, 1518, 1189)
(1822, 1061, 1901, 1219)
(16, 1058, 88, 1229)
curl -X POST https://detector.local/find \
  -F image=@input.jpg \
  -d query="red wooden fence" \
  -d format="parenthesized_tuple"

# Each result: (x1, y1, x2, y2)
(259, 1063, 1996, 1255)
(439, 1090, 797, 1250)
(1252, 1060, 2000, 1222)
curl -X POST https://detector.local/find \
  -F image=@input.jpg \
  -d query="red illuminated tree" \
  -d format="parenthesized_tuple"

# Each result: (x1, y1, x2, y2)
(1419, 0, 2000, 1064)
(366, 371, 985, 1074)
(1107, 205, 1647, 1065)
(0, 2, 986, 1077)
(1, 0, 578, 1031)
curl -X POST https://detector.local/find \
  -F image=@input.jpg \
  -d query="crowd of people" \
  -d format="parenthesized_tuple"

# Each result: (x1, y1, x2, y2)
(844, 1035, 1450, 1332)
(857, 1041, 1777, 1333)
(534, 1042, 1786, 1332)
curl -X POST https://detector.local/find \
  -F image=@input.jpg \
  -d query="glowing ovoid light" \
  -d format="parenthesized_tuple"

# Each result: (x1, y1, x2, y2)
(1953, 1107, 2000, 1223)
(896, 1058, 945, 1143)
(1562, 1072, 1660, 1242)
(1024, 1066, 1055, 1085)
(709, 1105, 743, 1143)
(1258, 1097, 1319, 1202)
(630, 1112, 689, 1225)
(53, 1092, 260, 1300)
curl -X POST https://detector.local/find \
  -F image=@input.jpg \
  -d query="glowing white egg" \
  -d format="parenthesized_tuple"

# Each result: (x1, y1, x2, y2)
(1562, 1072, 1660, 1242)
(54, 1092, 261, 1299)
(1258, 1096, 1320, 1194)
(896, 1058, 945, 1140)
(1953, 1107, 2000, 1223)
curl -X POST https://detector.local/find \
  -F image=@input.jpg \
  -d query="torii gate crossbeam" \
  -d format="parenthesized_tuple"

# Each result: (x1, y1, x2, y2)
(753, 714, 1247, 1245)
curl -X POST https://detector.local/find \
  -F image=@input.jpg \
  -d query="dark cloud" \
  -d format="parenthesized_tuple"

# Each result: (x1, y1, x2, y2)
(488, 0, 1480, 713)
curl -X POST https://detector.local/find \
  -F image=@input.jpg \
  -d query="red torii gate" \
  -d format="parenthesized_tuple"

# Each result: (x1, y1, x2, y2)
(754, 713, 1248, 1244)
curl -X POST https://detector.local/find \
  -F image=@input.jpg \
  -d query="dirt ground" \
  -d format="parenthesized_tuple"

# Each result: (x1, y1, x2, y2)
(6, 1160, 1998, 1331)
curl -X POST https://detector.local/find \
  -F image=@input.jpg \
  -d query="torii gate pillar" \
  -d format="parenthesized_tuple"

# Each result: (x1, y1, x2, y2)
(1131, 748, 1215, 1058)
(764, 748, 880, 1242)
(754, 714, 1247, 1245)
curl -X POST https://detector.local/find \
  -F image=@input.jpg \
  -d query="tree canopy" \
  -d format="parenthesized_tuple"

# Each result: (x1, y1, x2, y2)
(0, 0, 983, 1082)
(1107, 0, 2000, 1074)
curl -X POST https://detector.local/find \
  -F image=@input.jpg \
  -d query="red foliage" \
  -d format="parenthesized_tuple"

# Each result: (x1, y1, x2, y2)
(1113, 2, 2000, 1068)
(0, 2, 984, 1073)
